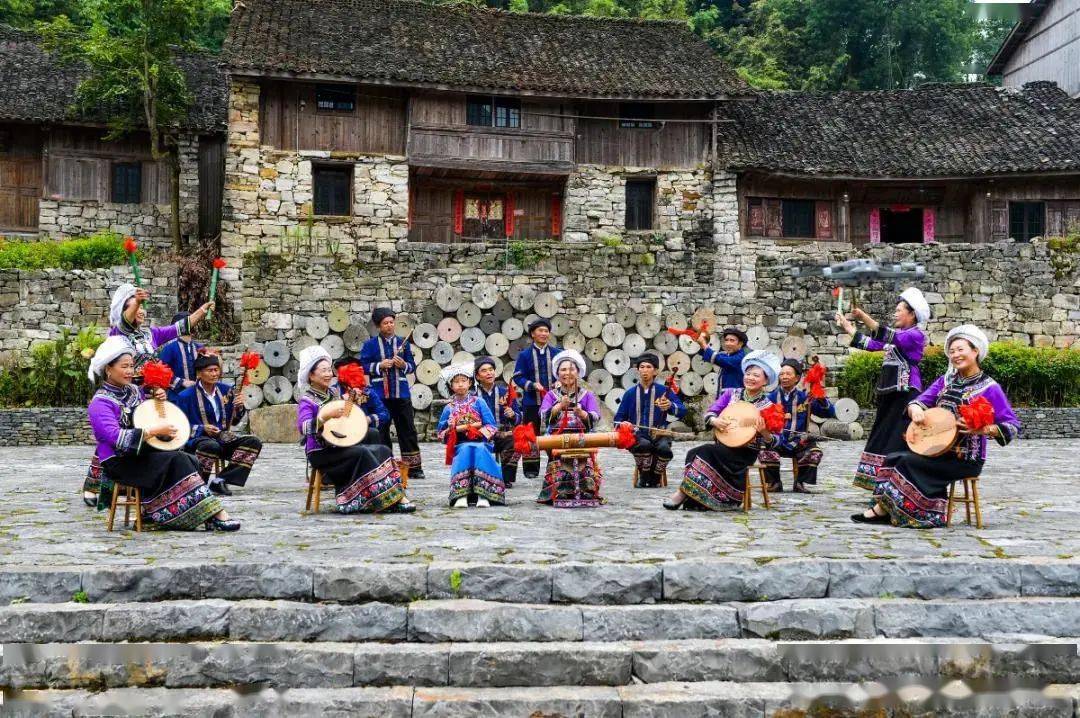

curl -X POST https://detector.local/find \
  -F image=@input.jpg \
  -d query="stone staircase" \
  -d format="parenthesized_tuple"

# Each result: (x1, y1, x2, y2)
(3, 558, 1080, 716)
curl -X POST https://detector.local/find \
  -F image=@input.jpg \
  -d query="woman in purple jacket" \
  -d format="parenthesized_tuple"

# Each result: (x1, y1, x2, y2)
(86, 336, 239, 531)
(836, 287, 929, 491)
(854, 325, 1020, 528)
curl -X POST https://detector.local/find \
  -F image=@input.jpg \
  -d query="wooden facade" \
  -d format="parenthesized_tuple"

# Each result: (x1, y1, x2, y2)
(575, 102, 711, 169)
(44, 128, 171, 205)
(0, 123, 42, 232)
(994, 0, 1080, 97)
(739, 172, 1080, 245)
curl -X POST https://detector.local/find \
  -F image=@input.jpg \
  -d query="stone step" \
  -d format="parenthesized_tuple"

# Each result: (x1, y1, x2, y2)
(4, 639, 1080, 691)
(4, 682, 1078, 717)
(5, 597, 1080, 644)
(4, 558, 1078, 606)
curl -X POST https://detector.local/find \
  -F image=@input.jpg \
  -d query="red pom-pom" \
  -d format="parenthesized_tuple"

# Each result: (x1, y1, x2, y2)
(338, 363, 368, 390)
(512, 423, 537, 456)
(761, 403, 787, 434)
(123, 237, 138, 254)
(959, 395, 996, 431)
(212, 257, 227, 270)
(615, 421, 637, 450)
(831, 287, 841, 298)
(141, 360, 174, 391)
(239, 351, 262, 370)
(804, 363, 826, 386)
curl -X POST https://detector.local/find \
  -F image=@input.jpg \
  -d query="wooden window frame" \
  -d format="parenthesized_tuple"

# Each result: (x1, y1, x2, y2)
(315, 84, 357, 114)
(619, 103, 656, 130)
(781, 199, 815, 239)
(111, 161, 142, 204)
(312, 163, 353, 217)
(625, 177, 656, 231)
(746, 195, 836, 241)
(1008, 200, 1045, 242)
(466, 95, 521, 129)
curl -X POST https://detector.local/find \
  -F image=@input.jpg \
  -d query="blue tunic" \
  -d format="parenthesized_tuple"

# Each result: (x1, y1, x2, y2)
(614, 381, 687, 439)
(767, 386, 835, 453)
(177, 382, 243, 448)
(476, 382, 522, 431)
(358, 334, 416, 400)
(512, 343, 562, 409)
(158, 338, 203, 403)
(701, 346, 747, 394)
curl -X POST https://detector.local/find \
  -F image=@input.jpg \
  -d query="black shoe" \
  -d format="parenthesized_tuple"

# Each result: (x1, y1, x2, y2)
(851, 511, 890, 524)
(209, 481, 232, 496)
(391, 501, 417, 514)
(205, 517, 241, 531)
(83, 492, 97, 508)
(766, 481, 783, 493)
(793, 482, 813, 494)
(662, 499, 684, 510)
(409, 468, 425, 480)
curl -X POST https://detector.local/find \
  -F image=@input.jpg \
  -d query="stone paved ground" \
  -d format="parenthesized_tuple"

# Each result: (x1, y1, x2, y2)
(0, 440, 1075, 567)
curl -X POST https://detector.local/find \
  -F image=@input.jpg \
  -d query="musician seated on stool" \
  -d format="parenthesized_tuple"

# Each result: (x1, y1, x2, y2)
(474, 356, 522, 488)
(438, 363, 506, 509)
(664, 351, 781, 511)
(760, 359, 834, 494)
(537, 350, 605, 508)
(296, 346, 415, 514)
(87, 336, 239, 531)
(333, 357, 391, 447)
(177, 354, 262, 496)
(614, 353, 686, 488)
(854, 325, 1020, 528)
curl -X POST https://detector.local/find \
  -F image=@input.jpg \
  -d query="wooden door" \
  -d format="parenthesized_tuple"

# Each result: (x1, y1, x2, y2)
(0, 157, 41, 231)
(198, 136, 224, 238)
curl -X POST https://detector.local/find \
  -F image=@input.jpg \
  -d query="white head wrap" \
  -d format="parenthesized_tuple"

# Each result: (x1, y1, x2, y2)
(551, 349, 586, 377)
(440, 362, 474, 384)
(88, 336, 134, 381)
(741, 349, 782, 392)
(900, 287, 931, 327)
(297, 345, 332, 391)
(109, 283, 138, 328)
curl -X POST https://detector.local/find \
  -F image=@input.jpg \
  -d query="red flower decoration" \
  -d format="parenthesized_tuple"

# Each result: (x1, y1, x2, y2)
(141, 360, 174, 391)
(337, 363, 368, 390)
(959, 395, 996, 431)
(123, 238, 138, 254)
(761, 403, 787, 434)
(239, 352, 262, 370)
(505, 381, 518, 404)
(512, 423, 537, 456)
(212, 257, 227, 270)
(615, 421, 637, 450)
(832, 287, 841, 298)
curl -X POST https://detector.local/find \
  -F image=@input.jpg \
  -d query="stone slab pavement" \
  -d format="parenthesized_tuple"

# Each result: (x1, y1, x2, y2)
(0, 440, 1075, 567)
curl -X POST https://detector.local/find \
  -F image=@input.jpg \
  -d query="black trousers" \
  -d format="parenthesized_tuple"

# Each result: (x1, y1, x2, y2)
(493, 432, 518, 486)
(630, 436, 673, 487)
(380, 398, 423, 471)
(189, 434, 263, 487)
(521, 405, 543, 478)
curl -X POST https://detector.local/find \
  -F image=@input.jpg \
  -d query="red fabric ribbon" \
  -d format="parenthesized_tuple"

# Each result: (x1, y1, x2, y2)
(761, 402, 787, 434)
(444, 427, 457, 466)
(615, 421, 636, 449)
(513, 423, 537, 456)
(338, 363, 368, 390)
(666, 321, 709, 342)
(804, 363, 827, 400)
(959, 395, 996, 431)
(505, 381, 518, 405)
(141, 360, 174, 391)
(665, 373, 679, 395)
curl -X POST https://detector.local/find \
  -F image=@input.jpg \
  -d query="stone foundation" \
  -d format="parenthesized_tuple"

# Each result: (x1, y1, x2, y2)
(858, 407, 1080, 439)
(0, 408, 90, 445)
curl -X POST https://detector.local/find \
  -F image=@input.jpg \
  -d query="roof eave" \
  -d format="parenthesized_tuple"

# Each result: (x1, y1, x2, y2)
(223, 67, 740, 102)
(731, 167, 1080, 182)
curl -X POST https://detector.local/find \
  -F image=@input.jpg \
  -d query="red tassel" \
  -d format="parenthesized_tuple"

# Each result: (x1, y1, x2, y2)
(212, 257, 227, 270)
(809, 383, 826, 400)
(505, 381, 518, 405)
(444, 427, 457, 466)
(761, 403, 786, 434)
(338, 363, 368, 390)
(239, 351, 262, 370)
(123, 237, 138, 255)
(665, 373, 679, 395)
(513, 424, 537, 456)
(616, 421, 637, 450)
(959, 395, 996, 431)
(804, 364, 826, 386)
(141, 360, 174, 391)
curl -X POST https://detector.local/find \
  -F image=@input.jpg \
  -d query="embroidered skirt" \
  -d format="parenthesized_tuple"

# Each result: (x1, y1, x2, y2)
(102, 451, 223, 530)
(679, 442, 758, 511)
(309, 444, 406, 514)
(448, 441, 507, 505)
(874, 451, 984, 529)
(853, 389, 916, 490)
(537, 452, 604, 508)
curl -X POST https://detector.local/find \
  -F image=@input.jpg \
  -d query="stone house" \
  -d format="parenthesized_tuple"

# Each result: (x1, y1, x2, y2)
(0, 25, 227, 245)
(988, 0, 1079, 98)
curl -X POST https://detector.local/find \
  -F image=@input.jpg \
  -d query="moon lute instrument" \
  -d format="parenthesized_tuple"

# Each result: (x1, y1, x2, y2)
(318, 393, 371, 447)
(904, 407, 959, 457)
(133, 397, 191, 451)
(713, 401, 761, 448)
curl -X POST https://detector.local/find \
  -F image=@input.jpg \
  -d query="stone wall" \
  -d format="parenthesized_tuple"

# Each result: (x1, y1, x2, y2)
(0, 262, 178, 359)
(0, 408, 90, 446)
(858, 407, 1080, 439)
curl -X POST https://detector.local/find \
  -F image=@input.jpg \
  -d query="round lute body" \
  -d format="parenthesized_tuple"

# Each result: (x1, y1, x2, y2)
(905, 406, 958, 457)
(133, 399, 191, 451)
(714, 400, 760, 448)
(318, 398, 370, 447)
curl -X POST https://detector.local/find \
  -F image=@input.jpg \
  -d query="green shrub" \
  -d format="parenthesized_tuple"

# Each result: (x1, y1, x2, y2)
(0, 232, 129, 270)
(837, 341, 1080, 408)
(0, 327, 104, 407)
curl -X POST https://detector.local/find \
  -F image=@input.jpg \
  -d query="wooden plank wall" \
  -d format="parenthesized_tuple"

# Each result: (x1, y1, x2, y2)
(0, 123, 43, 230)
(410, 180, 556, 243)
(575, 102, 710, 169)
(259, 81, 407, 154)
(44, 127, 168, 203)
(969, 178, 1080, 243)
(1001, 0, 1080, 97)
(409, 92, 574, 133)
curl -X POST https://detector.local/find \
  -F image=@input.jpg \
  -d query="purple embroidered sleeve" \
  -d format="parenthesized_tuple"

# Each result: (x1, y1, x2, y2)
(888, 326, 927, 363)
(913, 376, 946, 409)
(296, 397, 318, 438)
(539, 389, 557, 415)
(579, 391, 601, 422)
(851, 331, 886, 352)
(150, 324, 180, 350)
(704, 390, 734, 419)
(88, 397, 142, 455)
(987, 383, 1021, 445)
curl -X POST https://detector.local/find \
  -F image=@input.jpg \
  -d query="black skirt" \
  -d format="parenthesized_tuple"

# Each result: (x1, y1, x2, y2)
(678, 442, 759, 510)
(853, 389, 917, 490)
(874, 450, 984, 529)
(308, 444, 406, 514)
(101, 450, 223, 530)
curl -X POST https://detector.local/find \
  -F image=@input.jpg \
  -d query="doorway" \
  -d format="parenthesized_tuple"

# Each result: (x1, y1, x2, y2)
(881, 207, 924, 244)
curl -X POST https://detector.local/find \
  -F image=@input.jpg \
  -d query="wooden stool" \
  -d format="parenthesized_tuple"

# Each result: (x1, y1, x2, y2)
(305, 466, 330, 513)
(742, 465, 772, 512)
(395, 459, 410, 489)
(946, 477, 982, 529)
(631, 466, 668, 488)
(107, 483, 143, 532)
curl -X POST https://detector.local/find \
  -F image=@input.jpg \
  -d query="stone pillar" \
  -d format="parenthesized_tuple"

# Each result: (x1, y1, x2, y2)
(176, 132, 201, 240)
(221, 77, 262, 326)
(710, 170, 744, 295)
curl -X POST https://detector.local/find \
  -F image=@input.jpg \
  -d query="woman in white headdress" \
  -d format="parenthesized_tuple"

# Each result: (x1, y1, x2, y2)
(854, 325, 1020, 528)
(437, 363, 505, 508)
(86, 337, 239, 531)
(537, 349, 605, 508)
(836, 286, 930, 491)
(295, 346, 414, 514)
(665, 350, 781, 511)
(107, 283, 214, 378)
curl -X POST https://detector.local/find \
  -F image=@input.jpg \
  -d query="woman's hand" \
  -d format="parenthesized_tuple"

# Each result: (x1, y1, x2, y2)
(851, 307, 870, 324)
(190, 301, 215, 326)
(324, 404, 346, 420)
(908, 405, 926, 425)
(696, 333, 709, 349)
(149, 423, 177, 439)
(835, 312, 855, 336)
(709, 416, 727, 432)
(151, 387, 167, 401)
(134, 288, 151, 304)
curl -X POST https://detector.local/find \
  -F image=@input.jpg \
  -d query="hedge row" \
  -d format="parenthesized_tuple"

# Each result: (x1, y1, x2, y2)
(0, 232, 128, 270)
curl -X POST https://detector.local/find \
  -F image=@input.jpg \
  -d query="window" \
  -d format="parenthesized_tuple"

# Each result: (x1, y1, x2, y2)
(619, 103, 656, 129)
(316, 84, 356, 113)
(625, 178, 655, 231)
(313, 165, 352, 216)
(466, 96, 520, 128)
(111, 162, 142, 204)
(1009, 201, 1045, 242)
(0, 129, 10, 153)
(781, 199, 815, 238)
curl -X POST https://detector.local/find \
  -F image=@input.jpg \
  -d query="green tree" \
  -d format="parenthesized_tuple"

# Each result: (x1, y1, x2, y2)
(39, 0, 207, 250)
(0, 0, 87, 28)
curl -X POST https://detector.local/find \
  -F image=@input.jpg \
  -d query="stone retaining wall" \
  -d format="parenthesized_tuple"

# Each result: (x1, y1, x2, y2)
(858, 407, 1080, 439)
(0, 407, 90, 446)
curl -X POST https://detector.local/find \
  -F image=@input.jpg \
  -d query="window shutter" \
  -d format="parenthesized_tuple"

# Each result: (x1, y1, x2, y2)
(504, 192, 515, 237)
(814, 201, 833, 239)
(869, 208, 881, 244)
(551, 195, 561, 237)
(453, 190, 465, 235)
(748, 198, 765, 235)
(764, 199, 782, 237)
(990, 200, 1008, 240)
(1047, 202, 1065, 237)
